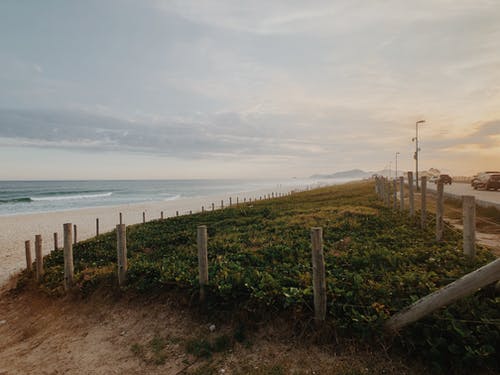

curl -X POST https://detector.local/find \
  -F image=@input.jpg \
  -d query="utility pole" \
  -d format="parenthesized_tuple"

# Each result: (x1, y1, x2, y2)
(413, 120, 425, 191)
(395, 152, 400, 179)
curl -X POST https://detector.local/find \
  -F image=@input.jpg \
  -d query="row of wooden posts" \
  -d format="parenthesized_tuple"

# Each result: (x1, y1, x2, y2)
(374, 173, 476, 258)
(375, 174, 500, 331)
(23, 190, 294, 286)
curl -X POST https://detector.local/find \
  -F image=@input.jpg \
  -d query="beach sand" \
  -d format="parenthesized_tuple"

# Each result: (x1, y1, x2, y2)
(0, 185, 302, 286)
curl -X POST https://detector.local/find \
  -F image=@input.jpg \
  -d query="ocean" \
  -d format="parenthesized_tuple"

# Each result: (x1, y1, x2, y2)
(0, 179, 322, 216)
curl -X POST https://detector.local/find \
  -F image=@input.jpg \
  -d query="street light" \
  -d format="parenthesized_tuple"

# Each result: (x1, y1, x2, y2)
(412, 120, 425, 190)
(395, 152, 400, 179)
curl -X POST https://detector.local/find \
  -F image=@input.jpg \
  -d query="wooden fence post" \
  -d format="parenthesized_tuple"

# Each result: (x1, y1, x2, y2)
(311, 227, 327, 324)
(73, 225, 77, 244)
(421, 176, 427, 228)
(176, 210, 179, 217)
(399, 176, 404, 211)
(25, 240, 32, 272)
(197, 225, 208, 303)
(212, 203, 215, 211)
(221, 200, 224, 209)
(436, 181, 444, 241)
(96, 218, 100, 236)
(35, 234, 43, 281)
(116, 224, 127, 286)
(63, 223, 74, 290)
(119, 212, 123, 225)
(143, 212, 146, 224)
(161, 211, 164, 219)
(229, 197, 232, 206)
(53, 232, 58, 251)
(408, 171, 414, 217)
(386, 257, 500, 332)
(462, 195, 476, 258)
(393, 179, 397, 210)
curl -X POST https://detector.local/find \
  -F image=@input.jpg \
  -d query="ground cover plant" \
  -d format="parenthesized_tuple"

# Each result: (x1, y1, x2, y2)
(34, 181, 499, 372)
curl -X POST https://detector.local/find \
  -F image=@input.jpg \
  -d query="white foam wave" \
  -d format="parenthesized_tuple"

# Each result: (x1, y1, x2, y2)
(163, 194, 181, 201)
(30, 192, 113, 201)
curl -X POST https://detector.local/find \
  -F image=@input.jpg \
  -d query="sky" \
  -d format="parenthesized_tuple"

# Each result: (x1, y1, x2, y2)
(0, 0, 499, 180)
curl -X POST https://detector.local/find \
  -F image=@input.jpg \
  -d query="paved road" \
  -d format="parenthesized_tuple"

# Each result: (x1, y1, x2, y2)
(427, 182, 500, 204)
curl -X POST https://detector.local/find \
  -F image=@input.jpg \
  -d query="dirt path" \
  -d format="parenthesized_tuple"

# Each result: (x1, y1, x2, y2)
(0, 282, 419, 375)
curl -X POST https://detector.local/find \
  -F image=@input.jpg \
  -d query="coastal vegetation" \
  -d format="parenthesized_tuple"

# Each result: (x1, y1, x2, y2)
(24, 181, 499, 373)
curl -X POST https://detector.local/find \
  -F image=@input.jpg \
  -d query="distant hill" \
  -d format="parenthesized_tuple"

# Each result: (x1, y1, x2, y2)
(311, 169, 372, 179)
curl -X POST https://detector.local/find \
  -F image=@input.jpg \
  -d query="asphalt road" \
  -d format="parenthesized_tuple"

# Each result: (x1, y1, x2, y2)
(427, 181, 500, 204)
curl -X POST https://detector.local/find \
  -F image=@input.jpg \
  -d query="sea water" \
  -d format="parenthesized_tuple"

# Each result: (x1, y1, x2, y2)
(0, 178, 332, 216)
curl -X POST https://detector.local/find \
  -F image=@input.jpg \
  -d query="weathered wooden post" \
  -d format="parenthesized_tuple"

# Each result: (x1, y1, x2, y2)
(408, 171, 414, 217)
(386, 257, 500, 332)
(393, 179, 398, 210)
(436, 181, 444, 241)
(73, 224, 77, 244)
(211, 203, 215, 211)
(63, 223, 74, 290)
(221, 200, 224, 209)
(311, 227, 327, 324)
(229, 197, 232, 206)
(161, 211, 164, 219)
(35, 234, 43, 281)
(119, 212, 123, 225)
(197, 225, 208, 303)
(25, 240, 32, 272)
(421, 176, 427, 228)
(462, 195, 476, 258)
(116, 224, 127, 286)
(176, 210, 179, 217)
(399, 176, 404, 211)
(53, 232, 58, 251)
(96, 218, 100, 236)
(190, 210, 192, 215)
(142, 212, 146, 224)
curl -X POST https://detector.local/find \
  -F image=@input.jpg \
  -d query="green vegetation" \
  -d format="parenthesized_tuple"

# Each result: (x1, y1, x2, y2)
(34, 181, 499, 372)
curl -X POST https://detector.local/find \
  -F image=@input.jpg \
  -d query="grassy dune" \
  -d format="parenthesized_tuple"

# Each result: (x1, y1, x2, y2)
(24, 181, 499, 372)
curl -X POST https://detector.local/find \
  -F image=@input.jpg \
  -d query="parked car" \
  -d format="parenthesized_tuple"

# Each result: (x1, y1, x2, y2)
(430, 174, 452, 185)
(477, 173, 500, 191)
(472, 171, 500, 190)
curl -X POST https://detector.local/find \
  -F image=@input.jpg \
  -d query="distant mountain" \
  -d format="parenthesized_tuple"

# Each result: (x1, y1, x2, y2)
(311, 169, 372, 179)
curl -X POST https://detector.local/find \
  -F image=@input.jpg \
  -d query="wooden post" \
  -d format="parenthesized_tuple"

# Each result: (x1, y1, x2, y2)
(96, 218, 100, 236)
(116, 224, 127, 286)
(386, 257, 500, 332)
(311, 227, 327, 323)
(462, 195, 476, 258)
(176, 210, 179, 217)
(190, 210, 192, 215)
(211, 203, 214, 211)
(35, 234, 43, 281)
(393, 179, 397, 210)
(119, 212, 123, 225)
(399, 176, 404, 211)
(25, 240, 32, 272)
(197, 225, 208, 303)
(408, 171, 414, 216)
(63, 223, 74, 290)
(142, 212, 146, 224)
(229, 197, 232, 206)
(436, 181, 444, 241)
(53, 232, 58, 251)
(202, 206, 205, 213)
(73, 225, 77, 244)
(161, 211, 164, 219)
(421, 176, 427, 228)
(221, 200, 224, 209)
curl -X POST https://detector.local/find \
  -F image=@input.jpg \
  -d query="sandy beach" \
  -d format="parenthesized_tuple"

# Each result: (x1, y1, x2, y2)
(0, 185, 306, 286)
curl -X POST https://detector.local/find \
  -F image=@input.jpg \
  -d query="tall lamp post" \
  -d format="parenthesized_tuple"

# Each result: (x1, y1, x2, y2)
(412, 120, 425, 190)
(395, 152, 400, 179)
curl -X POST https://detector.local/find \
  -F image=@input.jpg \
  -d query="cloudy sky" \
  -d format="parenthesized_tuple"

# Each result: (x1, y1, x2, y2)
(1, 0, 499, 179)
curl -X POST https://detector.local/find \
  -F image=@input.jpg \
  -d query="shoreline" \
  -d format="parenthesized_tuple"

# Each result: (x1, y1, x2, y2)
(0, 184, 309, 286)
